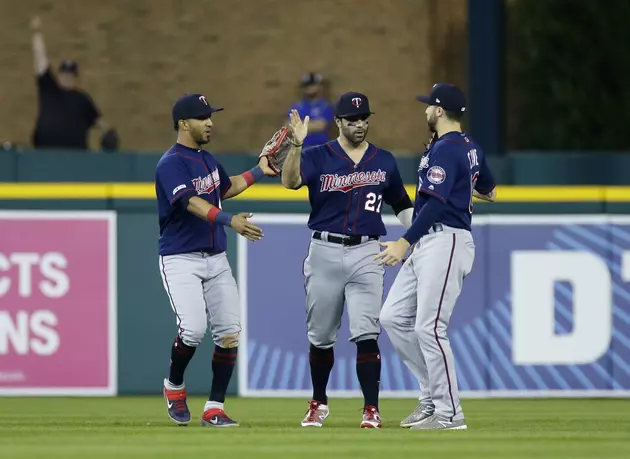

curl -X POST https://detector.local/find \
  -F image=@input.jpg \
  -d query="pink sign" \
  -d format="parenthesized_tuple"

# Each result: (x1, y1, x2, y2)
(0, 211, 116, 395)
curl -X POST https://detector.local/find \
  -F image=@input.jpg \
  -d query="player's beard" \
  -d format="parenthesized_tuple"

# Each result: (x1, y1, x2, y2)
(342, 125, 369, 146)
(193, 128, 211, 145)
(427, 112, 438, 133)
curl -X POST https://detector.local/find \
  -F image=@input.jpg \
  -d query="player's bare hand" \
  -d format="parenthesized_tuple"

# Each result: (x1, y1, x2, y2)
(258, 156, 279, 177)
(401, 244, 415, 264)
(30, 16, 42, 31)
(472, 188, 496, 202)
(231, 213, 264, 242)
(375, 238, 411, 266)
(288, 109, 309, 145)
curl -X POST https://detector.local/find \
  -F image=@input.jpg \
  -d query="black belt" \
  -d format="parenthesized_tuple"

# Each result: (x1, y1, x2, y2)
(312, 231, 379, 246)
(199, 248, 221, 255)
(430, 223, 443, 233)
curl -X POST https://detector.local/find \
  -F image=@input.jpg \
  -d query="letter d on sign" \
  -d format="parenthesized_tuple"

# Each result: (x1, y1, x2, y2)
(511, 251, 612, 365)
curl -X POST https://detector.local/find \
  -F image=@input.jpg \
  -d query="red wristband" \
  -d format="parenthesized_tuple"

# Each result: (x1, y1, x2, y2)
(240, 165, 265, 187)
(241, 170, 255, 187)
(207, 207, 233, 226)
(207, 207, 220, 222)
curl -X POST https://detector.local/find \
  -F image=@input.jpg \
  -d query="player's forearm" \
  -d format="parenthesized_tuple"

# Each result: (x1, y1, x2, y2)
(281, 145, 303, 189)
(186, 196, 215, 220)
(223, 175, 248, 200)
(401, 196, 446, 245)
(391, 195, 414, 229)
(396, 208, 414, 229)
(222, 165, 265, 200)
(473, 187, 497, 202)
(32, 32, 48, 75)
(186, 197, 233, 226)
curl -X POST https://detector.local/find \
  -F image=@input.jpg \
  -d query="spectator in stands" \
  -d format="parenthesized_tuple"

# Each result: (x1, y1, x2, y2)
(288, 72, 334, 148)
(30, 16, 118, 151)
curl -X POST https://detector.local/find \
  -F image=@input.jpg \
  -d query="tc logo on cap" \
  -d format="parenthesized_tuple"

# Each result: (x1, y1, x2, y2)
(351, 97, 362, 108)
(199, 96, 208, 106)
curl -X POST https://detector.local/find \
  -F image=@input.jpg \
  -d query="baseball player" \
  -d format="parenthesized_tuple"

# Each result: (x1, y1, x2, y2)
(281, 92, 414, 429)
(376, 83, 496, 430)
(156, 93, 276, 427)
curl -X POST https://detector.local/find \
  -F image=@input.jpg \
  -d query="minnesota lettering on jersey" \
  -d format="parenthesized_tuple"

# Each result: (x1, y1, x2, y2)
(320, 169, 387, 193)
(192, 169, 221, 195)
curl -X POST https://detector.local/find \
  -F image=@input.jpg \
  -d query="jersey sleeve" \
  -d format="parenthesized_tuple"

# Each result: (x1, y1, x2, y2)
(474, 154, 496, 194)
(419, 143, 458, 203)
(217, 163, 232, 198)
(156, 156, 196, 207)
(300, 146, 320, 187)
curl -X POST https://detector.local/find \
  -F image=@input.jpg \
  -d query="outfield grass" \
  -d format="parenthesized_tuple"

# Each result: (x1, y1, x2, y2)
(1, 397, 629, 459)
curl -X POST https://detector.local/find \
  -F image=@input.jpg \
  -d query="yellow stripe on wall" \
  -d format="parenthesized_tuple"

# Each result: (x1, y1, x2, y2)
(0, 183, 112, 199)
(1, 183, 630, 202)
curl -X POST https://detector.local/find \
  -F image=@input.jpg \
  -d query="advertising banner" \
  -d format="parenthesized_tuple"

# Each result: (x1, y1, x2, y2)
(238, 214, 630, 397)
(0, 211, 117, 395)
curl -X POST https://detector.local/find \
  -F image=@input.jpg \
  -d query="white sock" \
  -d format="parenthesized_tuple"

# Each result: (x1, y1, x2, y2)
(204, 401, 224, 412)
(164, 378, 184, 391)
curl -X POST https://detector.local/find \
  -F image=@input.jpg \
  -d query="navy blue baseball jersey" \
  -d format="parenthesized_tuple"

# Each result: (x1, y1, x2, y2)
(299, 140, 409, 236)
(155, 143, 232, 256)
(413, 131, 495, 231)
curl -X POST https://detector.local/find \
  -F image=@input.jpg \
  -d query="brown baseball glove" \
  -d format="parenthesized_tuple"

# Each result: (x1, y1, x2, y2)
(258, 126, 295, 174)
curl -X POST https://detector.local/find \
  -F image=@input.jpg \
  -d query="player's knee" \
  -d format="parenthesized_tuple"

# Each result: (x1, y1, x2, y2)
(308, 333, 336, 349)
(379, 308, 396, 330)
(180, 324, 207, 347)
(413, 322, 434, 344)
(217, 332, 240, 349)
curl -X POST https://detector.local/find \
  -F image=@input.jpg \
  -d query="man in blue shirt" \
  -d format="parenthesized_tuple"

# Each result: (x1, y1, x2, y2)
(377, 83, 497, 431)
(288, 72, 334, 148)
(156, 93, 276, 427)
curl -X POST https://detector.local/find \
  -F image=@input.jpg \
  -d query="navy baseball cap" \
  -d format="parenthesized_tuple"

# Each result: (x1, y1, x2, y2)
(172, 93, 223, 127)
(335, 92, 375, 118)
(416, 83, 466, 113)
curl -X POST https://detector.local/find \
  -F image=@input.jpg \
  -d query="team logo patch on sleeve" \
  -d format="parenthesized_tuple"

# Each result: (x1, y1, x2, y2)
(427, 166, 446, 184)
(172, 184, 186, 195)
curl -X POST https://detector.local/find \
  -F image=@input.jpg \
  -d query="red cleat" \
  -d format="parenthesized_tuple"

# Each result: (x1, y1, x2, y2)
(200, 408, 239, 427)
(163, 381, 191, 426)
(361, 405, 382, 429)
(301, 400, 330, 427)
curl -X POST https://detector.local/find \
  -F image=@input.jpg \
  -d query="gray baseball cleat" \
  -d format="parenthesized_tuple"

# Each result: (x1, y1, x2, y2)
(410, 415, 467, 430)
(400, 402, 435, 427)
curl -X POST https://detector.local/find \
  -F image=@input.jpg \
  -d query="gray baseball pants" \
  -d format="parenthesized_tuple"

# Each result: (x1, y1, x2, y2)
(380, 225, 475, 420)
(303, 232, 385, 348)
(159, 251, 241, 348)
